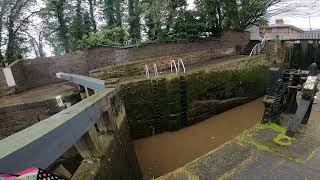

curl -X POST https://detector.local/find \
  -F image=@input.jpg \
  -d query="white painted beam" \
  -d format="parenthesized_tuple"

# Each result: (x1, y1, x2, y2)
(0, 89, 115, 174)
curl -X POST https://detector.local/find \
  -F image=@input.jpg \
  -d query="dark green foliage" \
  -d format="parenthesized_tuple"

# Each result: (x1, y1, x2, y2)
(195, 0, 273, 36)
(70, 0, 92, 50)
(128, 0, 142, 44)
(81, 27, 126, 47)
(1, 0, 279, 59)
(160, 11, 206, 42)
(102, 0, 123, 27)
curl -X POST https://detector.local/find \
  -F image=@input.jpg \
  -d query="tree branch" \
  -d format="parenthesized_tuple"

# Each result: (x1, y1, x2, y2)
(13, 10, 39, 35)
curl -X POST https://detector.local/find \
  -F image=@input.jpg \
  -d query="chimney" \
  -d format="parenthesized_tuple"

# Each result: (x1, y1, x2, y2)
(275, 19, 284, 25)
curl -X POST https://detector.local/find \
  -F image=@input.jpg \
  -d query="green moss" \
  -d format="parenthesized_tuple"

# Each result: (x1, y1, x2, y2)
(235, 123, 319, 164)
(91, 65, 144, 79)
(235, 127, 273, 153)
(274, 133, 293, 146)
(120, 64, 271, 139)
(258, 123, 294, 146)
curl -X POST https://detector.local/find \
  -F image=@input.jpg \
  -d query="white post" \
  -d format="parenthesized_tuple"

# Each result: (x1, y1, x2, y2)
(3, 67, 16, 87)
(170, 60, 178, 74)
(144, 65, 150, 79)
(153, 63, 159, 77)
(178, 59, 186, 74)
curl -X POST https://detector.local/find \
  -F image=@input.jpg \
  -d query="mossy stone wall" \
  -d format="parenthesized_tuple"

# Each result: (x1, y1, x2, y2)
(287, 42, 320, 69)
(120, 64, 270, 139)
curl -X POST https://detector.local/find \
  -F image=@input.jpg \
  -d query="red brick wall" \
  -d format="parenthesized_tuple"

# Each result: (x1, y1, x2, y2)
(87, 30, 250, 70)
(8, 30, 250, 90)
(90, 48, 236, 80)
(11, 52, 89, 90)
(0, 69, 6, 88)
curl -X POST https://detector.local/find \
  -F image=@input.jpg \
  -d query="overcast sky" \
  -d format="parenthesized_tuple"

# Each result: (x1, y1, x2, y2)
(25, 0, 320, 58)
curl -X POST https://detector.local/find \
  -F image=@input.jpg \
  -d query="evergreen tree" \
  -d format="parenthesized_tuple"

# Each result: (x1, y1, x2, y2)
(43, 0, 71, 53)
(87, 0, 97, 32)
(128, 0, 141, 43)
(102, 0, 123, 27)
(142, 0, 166, 41)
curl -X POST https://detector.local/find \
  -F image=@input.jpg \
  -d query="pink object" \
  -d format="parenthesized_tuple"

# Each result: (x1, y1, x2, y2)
(0, 168, 39, 180)
(0, 174, 17, 180)
(16, 168, 38, 176)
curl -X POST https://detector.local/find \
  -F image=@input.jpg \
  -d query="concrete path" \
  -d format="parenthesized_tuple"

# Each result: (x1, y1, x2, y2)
(0, 82, 78, 107)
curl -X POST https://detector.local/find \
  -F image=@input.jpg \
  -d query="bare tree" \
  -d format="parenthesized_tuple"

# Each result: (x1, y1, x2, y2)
(25, 31, 45, 58)
(0, 0, 10, 66)
(267, 0, 319, 18)
(4, 0, 39, 63)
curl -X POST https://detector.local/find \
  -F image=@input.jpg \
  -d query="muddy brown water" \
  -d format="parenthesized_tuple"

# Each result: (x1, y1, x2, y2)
(134, 98, 264, 179)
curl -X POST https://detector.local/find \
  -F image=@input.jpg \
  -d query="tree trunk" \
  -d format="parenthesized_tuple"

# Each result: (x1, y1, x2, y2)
(55, 0, 70, 53)
(5, 11, 16, 63)
(88, 0, 97, 32)
(115, 0, 122, 26)
(105, 0, 115, 27)
(0, 0, 6, 65)
(128, 0, 140, 43)
(38, 32, 45, 57)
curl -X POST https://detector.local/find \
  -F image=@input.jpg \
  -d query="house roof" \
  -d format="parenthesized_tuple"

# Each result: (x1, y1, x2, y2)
(263, 24, 304, 32)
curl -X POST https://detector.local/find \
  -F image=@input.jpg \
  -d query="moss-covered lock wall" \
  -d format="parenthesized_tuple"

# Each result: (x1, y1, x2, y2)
(120, 64, 270, 139)
(287, 42, 320, 69)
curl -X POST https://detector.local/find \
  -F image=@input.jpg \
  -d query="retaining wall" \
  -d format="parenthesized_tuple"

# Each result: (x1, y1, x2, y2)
(86, 29, 249, 70)
(115, 57, 271, 139)
(11, 52, 88, 91)
(0, 93, 80, 139)
(90, 48, 235, 80)
(0, 68, 15, 97)
(6, 30, 250, 91)
(71, 91, 141, 180)
(287, 42, 320, 69)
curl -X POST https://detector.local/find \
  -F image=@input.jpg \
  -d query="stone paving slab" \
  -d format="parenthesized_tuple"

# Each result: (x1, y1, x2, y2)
(0, 82, 78, 108)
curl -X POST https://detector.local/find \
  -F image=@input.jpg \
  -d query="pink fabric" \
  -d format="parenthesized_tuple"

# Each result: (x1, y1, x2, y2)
(0, 168, 38, 180)
(16, 168, 38, 176)
(0, 174, 17, 180)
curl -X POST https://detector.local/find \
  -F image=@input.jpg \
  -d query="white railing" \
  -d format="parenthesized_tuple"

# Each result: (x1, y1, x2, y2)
(153, 63, 159, 78)
(144, 64, 160, 79)
(250, 34, 268, 57)
(170, 59, 187, 75)
(145, 64, 150, 79)
(170, 59, 186, 74)
(170, 60, 178, 74)
(266, 32, 320, 41)
(177, 59, 186, 75)
(0, 73, 117, 174)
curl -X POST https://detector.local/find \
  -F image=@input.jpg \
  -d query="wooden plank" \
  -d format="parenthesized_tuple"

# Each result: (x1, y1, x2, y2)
(56, 73, 106, 92)
(0, 89, 114, 174)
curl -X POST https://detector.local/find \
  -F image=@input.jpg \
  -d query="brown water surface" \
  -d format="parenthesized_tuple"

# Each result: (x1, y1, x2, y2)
(134, 98, 264, 178)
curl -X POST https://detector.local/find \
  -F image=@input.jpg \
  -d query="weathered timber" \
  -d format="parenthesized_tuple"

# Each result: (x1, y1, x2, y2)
(0, 89, 115, 174)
